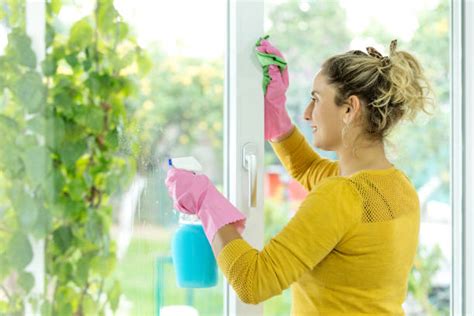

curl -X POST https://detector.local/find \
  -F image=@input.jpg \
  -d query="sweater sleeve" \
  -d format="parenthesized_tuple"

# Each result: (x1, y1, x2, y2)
(216, 178, 362, 304)
(270, 126, 339, 192)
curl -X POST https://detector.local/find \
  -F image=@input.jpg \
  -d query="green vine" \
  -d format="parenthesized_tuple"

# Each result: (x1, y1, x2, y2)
(0, 0, 151, 314)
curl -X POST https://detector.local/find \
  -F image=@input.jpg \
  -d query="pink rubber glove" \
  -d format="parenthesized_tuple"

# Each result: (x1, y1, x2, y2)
(165, 168, 246, 243)
(256, 40, 293, 141)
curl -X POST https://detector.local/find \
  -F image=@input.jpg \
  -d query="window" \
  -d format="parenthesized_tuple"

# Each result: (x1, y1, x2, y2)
(1, 1, 473, 315)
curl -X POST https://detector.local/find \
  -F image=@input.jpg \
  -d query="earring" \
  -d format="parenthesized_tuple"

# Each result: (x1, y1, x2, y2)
(341, 122, 350, 149)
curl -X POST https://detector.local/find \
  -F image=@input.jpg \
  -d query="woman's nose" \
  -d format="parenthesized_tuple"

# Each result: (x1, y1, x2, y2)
(303, 102, 313, 121)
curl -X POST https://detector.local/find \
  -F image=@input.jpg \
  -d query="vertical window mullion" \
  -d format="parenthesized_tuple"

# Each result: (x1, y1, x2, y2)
(225, 0, 265, 315)
(462, 0, 474, 313)
(451, 0, 473, 314)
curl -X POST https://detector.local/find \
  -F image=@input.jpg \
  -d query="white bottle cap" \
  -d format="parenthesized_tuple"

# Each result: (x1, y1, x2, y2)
(168, 156, 203, 173)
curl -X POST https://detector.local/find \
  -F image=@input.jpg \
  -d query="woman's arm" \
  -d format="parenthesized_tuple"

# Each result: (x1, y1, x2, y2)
(213, 178, 361, 304)
(270, 125, 339, 192)
(211, 223, 242, 257)
(269, 124, 296, 143)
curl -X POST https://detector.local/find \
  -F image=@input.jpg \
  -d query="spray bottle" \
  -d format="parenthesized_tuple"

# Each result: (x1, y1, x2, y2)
(168, 156, 218, 288)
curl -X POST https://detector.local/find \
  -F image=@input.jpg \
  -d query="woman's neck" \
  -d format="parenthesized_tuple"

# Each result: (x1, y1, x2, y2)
(337, 141, 392, 177)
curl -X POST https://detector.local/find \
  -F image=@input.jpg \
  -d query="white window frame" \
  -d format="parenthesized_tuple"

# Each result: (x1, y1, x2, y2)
(224, 0, 265, 315)
(451, 0, 474, 315)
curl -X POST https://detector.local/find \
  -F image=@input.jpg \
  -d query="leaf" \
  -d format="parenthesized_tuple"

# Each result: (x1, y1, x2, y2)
(45, 116, 65, 150)
(85, 212, 102, 243)
(97, 0, 118, 35)
(137, 52, 153, 76)
(23, 146, 50, 188)
(6, 28, 36, 68)
(58, 262, 73, 282)
(0, 255, 11, 280)
(41, 55, 57, 76)
(7, 232, 33, 270)
(65, 53, 79, 68)
(50, 0, 62, 14)
(16, 134, 38, 148)
(105, 129, 119, 149)
(83, 58, 92, 71)
(90, 255, 115, 277)
(88, 107, 105, 133)
(68, 18, 93, 52)
(68, 178, 85, 201)
(10, 186, 38, 230)
(13, 71, 46, 113)
(83, 294, 98, 315)
(40, 300, 52, 316)
(55, 299, 72, 316)
(76, 256, 90, 286)
(57, 140, 87, 169)
(31, 207, 51, 239)
(0, 144, 23, 176)
(0, 114, 20, 134)
(45, 23, 55, 48)
(53, 91, 75, 119)
(74, 105, 104, 133)
(18, 271, 35, 293)
(107, 280, 121, 312)
(26, 115, 46, 134)
(116, 22, 129, 41)
(53, 226, 73, 253)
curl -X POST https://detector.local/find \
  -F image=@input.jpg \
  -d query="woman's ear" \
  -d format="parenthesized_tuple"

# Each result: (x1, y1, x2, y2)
(343, 95, 361, 124)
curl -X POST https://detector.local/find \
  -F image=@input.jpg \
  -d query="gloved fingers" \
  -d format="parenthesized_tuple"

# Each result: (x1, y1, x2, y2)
(256, 45, 267, 53)
(266, 63, 288, 89)
(256, 39, 286, 60)
(165, 168, 198, 214)
(281, 64, 289, 87)
(174, 192, 199, 215)
(165, 168, 214, 215)
(268, 64, 283, 83)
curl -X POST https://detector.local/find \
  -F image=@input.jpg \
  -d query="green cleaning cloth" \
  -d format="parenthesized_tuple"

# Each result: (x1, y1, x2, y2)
(254, 34, 287, 94)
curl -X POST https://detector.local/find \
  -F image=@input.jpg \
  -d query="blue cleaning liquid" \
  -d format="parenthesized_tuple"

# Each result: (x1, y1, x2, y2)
(171, 221, 218, 288)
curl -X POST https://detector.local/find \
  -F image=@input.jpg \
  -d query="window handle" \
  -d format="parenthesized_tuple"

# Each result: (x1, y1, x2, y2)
(243, 143, 257, 209)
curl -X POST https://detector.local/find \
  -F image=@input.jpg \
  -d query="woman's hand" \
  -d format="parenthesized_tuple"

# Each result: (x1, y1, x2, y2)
(165, 168, 210, 215)
(165, 168, 247, 243)
(255, 38, 294, 141)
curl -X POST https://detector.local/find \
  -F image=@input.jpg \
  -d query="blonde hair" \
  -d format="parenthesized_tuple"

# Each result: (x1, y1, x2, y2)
(321, 40, 435, 151)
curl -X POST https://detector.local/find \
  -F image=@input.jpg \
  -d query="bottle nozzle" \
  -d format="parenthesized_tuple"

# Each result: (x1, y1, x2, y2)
(168, 156, 203, 173)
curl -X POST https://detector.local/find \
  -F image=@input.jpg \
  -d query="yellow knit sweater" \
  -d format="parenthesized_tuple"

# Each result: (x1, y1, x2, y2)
(217, 126, 420, 315)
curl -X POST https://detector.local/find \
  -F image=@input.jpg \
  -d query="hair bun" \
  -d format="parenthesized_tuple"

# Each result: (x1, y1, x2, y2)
(390, 39, 398, 56)
(366, 47, 383, 59)
(366, 46, 391, 67)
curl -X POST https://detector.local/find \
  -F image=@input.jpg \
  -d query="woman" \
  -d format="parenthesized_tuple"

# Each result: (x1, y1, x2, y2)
(165, 38, 433, 315)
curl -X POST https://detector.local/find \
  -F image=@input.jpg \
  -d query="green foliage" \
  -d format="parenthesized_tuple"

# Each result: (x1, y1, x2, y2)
(0, 0, 150, 314)
(408, 244, 447, 315)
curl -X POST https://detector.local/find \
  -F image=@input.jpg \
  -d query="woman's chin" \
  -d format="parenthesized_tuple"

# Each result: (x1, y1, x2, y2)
(313, 138, 330, 151)
(312, 139, 322, 149)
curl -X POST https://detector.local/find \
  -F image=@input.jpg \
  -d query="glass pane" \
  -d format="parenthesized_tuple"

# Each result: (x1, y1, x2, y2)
(0, 0, 225, 315)
(262, 0, 450, 315)
(113, 0, 226, 315)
